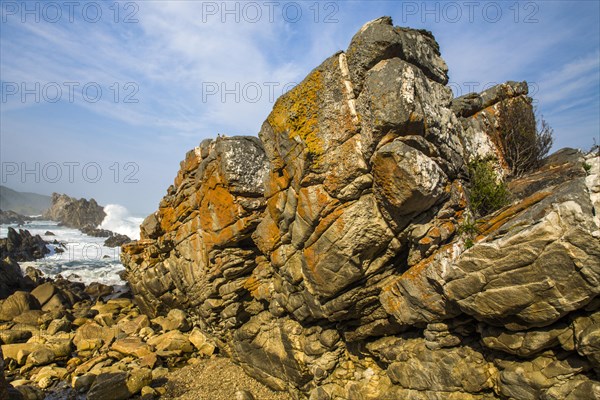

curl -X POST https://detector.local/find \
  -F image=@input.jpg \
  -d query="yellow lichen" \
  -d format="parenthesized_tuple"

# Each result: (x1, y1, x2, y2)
(267, 69, 325, 161)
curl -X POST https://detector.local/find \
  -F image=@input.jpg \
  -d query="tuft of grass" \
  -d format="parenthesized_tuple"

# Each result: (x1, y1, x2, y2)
(464, 238, 474, 249)
(458, 217, 478, 250)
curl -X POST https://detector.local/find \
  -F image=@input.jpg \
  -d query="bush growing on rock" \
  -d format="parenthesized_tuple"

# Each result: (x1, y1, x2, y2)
(467, 158, 510, 217)
(498, 100, 554, 177)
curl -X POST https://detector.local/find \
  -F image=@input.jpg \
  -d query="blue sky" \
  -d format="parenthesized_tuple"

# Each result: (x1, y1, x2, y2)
(1, 0, 599, 215)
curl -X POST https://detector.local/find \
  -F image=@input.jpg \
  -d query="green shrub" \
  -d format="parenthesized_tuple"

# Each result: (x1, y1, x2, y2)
(468, 159, 511, 217)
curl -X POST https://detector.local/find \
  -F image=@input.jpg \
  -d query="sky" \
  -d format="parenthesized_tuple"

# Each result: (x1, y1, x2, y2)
(1, 0, 599, 215)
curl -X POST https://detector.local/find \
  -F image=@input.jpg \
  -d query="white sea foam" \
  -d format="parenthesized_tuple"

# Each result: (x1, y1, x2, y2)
(99, 204, 143, 240)
(1, 220, 126, 286)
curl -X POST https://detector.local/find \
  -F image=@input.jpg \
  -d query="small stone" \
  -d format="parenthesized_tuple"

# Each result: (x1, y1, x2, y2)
(140, 385, 157, 399)
(0, 329, 32, 344)
(73, 373, 96, 392)
(188, 328, 216, 356)
(94, 313, 115, 327)
(117, 315, 149, 336)
(152, 309, 190, 332)
(37, 375, 54, 389)
(27, 347, 55, 366)
(235, 389, 256, 400)
(147, 331, 193, 353)
(138, 326, 154, 338)
(15, 385, 44, 400)
(111, 337, 151, 358)
(151, 366, 168, 381)
(47, 318, 71, 335)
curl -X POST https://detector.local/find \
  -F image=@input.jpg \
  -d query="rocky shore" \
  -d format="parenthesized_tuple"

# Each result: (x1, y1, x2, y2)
(0, 229, 280, 400)
(0, 259, 259, 400)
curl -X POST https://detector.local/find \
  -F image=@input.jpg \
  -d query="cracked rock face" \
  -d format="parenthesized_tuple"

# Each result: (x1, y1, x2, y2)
(123, 16, 600, 399)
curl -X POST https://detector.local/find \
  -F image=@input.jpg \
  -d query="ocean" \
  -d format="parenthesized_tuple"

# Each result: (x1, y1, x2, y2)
(0, 205, 143, 289)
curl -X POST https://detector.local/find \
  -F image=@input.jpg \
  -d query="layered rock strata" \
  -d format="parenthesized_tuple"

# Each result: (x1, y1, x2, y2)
(122, 17, 600, 399)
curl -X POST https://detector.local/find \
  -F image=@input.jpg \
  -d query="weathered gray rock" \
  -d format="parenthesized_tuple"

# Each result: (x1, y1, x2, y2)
(346, 16, 448, 93)
(573, 310, 600, 371)
(372, 140, 447, 232)
(451, 81, 528, 118)
(479, 322, 571, 357)
(455, 82, 533, 175)
(444, 179, 600, 330)
(497, 350, 593, 400)
(385, 339, 494, 394)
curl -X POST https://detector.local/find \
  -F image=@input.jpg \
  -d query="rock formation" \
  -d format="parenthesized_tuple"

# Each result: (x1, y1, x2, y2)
(0, 210, 26, 225)
(43, 193, 106, 230)
(103, 234, 131, 248)
(122, 17, 600, 399)
(0, 228, 49, 262)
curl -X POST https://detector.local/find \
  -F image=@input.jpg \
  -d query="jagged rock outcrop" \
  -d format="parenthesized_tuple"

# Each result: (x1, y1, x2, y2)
(42, 193, 106, 230)
(0, 210, 26, 225)
(453, 81, 532, 176)
(122, 17, 600, 399)
(0, 228, 49, 262)
(103, 234, 131, 248)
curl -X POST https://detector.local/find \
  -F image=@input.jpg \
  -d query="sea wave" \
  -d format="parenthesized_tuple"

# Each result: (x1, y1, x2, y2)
(99, 204, 143, 240)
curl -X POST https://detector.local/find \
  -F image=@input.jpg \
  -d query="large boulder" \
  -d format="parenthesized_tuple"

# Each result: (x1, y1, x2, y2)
(0, 257, 26, 299)
(0, 291, 41, 321)
(444, 178, 599, 330)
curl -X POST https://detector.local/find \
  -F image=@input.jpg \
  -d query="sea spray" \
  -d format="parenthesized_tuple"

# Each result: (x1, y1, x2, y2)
(99, 204, 143, 240)
(1, 220, 126, 286)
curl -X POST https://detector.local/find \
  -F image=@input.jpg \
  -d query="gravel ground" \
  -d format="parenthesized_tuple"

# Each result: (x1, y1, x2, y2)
(162, 356, 294, 400)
